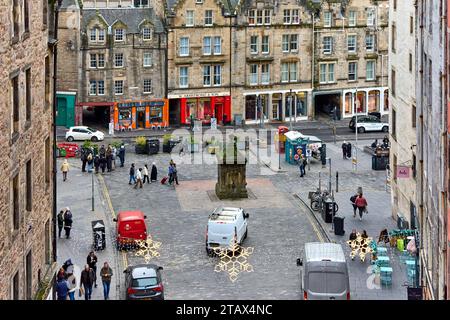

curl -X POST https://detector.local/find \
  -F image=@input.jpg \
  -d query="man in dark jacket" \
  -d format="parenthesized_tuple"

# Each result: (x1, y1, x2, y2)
(80, 264, 95, 300)
(341, 141, 348, 159)
(346, 142, 352, 159)
(94, 155, 100, 174)
(57, 210, 65, 238)
(99, 145, 106, 158)
(118, 144, 125, 167)
(63, 208, 73, 239)
(129, 164, 136, 185)
(100, 155, 107, 173)
(100, 262, 113, 300)
(56, 275, 69, 300)
(106, 145, 112, 172)
(87, 251, 98, 288)
(80, 148, 87, 172)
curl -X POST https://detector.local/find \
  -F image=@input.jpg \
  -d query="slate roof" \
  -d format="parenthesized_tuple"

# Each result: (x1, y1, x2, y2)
(81, 7, 164, 33)
(165, 0, 241, 16)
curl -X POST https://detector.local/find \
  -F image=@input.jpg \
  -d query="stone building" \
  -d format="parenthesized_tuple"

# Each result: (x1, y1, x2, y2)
(447, 0, 450, 300)
(0, 0, 56, 299)
(415, 0, 447, 300)
(56, 0, 167, 131)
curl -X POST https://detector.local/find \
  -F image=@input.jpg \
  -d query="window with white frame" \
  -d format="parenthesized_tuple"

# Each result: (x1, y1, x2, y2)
(98, 29, 105, 42)
(347, 35, 357, 52)
(143, 79, 152, 93)
(290, 62, 298, 81)
(250, 36, 258, 54)
(143, 52, 152, 67)
(349, 11, 356, 26)
(195, 0, 203, 3)
(281, 63, 289, 82)
(261, 64, 270, 84)
(290, 34, 298, 51)
(292, 9, 299, 24)
(282, 35, 290, 52)
(115, 28, 124, 41)
(114, 80, 124, 95)
(366, 60, 375, 80)
(264, 9, 271, 25)
(248, 9, 256, 25)
(90, 54, 97, 68)
(262, 36, 269, 54)
(281, 62, 297, 82)
(367, 10, 375, 26)
(348, 62, 357, 81)
(98, 80, 105, 95)
(90, 29, 97, 42)
(203, 65, 211, 86)
(205, 10, 213, 26)
(213, 36, 221, 55)
(257, 10, 263, 25)
(203, 36, 212, 55)
(89, 80, 97, 95)
(179, 67, 188, 87)
(283, 9, 291, 24)
(142, 28, 152, 41)
(323, 36, 333, 54)
(213, 65, 222, 85)
(324, 12, 332, 27)
(179, 37, 189, 56)
(114, 53, 124, 67)
(98, 54, 105, 68)
(186, 10, 195, 26)
(366, 34, 375, 51)
(319, 63, 335, 83)
(250, 64, 258, 85)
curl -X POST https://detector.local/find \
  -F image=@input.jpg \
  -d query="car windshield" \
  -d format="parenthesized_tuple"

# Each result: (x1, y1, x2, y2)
(86, 127, 97, 132)
(132, 277, 158, 288)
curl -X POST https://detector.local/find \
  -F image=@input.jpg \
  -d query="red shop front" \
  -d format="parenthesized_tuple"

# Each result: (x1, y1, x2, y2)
(179, 96, 231, 125)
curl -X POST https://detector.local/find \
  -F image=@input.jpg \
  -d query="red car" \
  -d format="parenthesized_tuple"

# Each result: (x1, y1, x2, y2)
(113, 211, 147, 250)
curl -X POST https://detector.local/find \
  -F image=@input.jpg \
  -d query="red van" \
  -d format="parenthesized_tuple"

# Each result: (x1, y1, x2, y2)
(114, 211, 147, 250)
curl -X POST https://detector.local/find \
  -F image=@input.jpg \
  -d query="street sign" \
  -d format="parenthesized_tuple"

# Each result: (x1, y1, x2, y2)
(397, 166, 410, 178)
(211, 117, 217, 130)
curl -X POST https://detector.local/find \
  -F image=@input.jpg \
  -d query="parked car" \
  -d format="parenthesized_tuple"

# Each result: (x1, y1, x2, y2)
(124, 264, 164, 300)
(349, 115, 389, 133)
(113, 211, 147, 250)
(297, 242, 350, 300)
(65, 126, 104, 142)
(206, 207, 249, 255)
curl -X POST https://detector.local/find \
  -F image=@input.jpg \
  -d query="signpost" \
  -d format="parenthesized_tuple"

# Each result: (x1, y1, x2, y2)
(211, 117, 217, 131)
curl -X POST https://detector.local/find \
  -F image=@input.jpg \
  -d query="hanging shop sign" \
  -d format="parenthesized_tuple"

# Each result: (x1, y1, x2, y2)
(396, 166, 410, 179)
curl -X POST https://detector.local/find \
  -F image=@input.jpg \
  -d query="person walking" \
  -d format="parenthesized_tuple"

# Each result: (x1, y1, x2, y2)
(134, 168, 143, 189)
(57, 210, 65, 238)
(129, 164, 136, 185)
(298, 155, 306, 177)
(150, 162, 158, 182)
(56, 275, 69, 301)
(112, 146, 117, 170)
(87, 251, 98, 288)
(99, 145, 106, 158)
(100, 155, 107, 174)
(100, 262, 113, 300)
(346, 142, 352, 159)
(87, 151, 94, 173)
(106, 145, 112, 172)
(63, 208, 73, 239)
(341, 141, 348, 160)
(143, 165, 150, 184)
(94, 155, 100, 174)
(361, 230, 368, 239)
(118, 144, 125, 167)
(172, 164, 179, 185)
(349, 229, 358, 261)
(168, 164, 174, 185)
(355, 193, 368, 221)
(350, 193, 359, 218)
(79, 264, 95, 300)
(81, 148, 87, 172)
(61, 159, 70, 181)
(67, 272, 77, 300)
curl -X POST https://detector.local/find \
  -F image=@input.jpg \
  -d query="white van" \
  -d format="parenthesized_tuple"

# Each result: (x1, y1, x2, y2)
(206, 207, 249, 255)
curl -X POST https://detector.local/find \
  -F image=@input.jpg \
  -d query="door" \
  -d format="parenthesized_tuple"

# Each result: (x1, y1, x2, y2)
(215, 103, 223, 123)
(79, 129, 91, 139)
(56, 98, 67, 126)
(272, 103, 279, 120)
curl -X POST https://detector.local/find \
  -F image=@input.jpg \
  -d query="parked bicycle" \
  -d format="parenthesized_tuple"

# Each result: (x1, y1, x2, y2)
(309, 189, 331, 212)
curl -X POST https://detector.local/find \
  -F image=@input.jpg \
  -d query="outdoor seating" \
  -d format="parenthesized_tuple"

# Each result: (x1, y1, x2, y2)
(380, 267, 393, 286)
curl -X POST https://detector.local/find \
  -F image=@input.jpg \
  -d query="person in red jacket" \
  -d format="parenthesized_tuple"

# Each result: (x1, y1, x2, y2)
(355, 193, 368, 221)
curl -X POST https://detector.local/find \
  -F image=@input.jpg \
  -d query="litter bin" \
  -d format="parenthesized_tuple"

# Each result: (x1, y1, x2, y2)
(59, 148, 67, 158)
(92, 220, 106, 251)
(321, 197, 338, 223)
(372, 155, 389, 170)
(333, 216, 345, 236)
(146, 139, 160, 155)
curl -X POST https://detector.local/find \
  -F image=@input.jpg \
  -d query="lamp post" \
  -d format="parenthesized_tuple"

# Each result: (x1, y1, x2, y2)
(289, 89, 293, 130)
(91, 171, 94, 211)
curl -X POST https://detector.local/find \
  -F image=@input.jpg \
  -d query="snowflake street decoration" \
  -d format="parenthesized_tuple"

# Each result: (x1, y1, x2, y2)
(135, 236, 162, 263)
(213, 238, 254, 283)
(346, 233, 374, 262)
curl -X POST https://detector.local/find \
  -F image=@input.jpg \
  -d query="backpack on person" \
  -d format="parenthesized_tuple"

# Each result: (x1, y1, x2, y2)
(87, 153, 93, 161)
(350, 195, 357, 203)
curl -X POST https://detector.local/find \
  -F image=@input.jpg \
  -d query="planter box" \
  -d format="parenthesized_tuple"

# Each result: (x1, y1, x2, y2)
(135, 144, 147, 154)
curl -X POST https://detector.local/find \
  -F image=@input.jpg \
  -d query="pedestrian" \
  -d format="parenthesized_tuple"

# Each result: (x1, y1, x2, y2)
(63, 207, 73, 239)
(119, 144, 125, 167)
(106, 145, 112, 172)
(87, 151, 94, 173)
(99, 145, 106, 158)
(129, 164, 136, 185)
(168, 164, 174, 185)
(79, 264, 95, 300)
(355, 193, 368, 221)
(87, 251, 98, 288)
(67, 272, 77, 300)
(81, 148, 87, 172)
(100, 155, 106, 174)
(134, 168, 143, 189)
(57, 267, 67, 280)
(57, 210, 65, 238)
(346, 142, 352, 159)
(94, 155, 100, 174)
(100, 262, 113, 300)
(349, 229, 357, 261)
(61, 159, 70, 181)
(341, 141, 348, 160)
(172, 163, 179, 185)
(150, 162, 158, 182)
(298, 155, 306, 177)
(350, 193, 358, 218)
(112, 146, 117, 170)
(361, 230, 368, 239)
(143, 165, 150, 184)
(56, 275, 69, 301)
(382, 135, 389, 148)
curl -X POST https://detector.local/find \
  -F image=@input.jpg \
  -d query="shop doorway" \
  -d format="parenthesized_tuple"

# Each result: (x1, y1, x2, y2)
(82, 105, 111, 130)
(314, 93, 341, 121)
(136, 108, 145, 129)
(169, 99, 180, 126)
(214, 103, 223, 124)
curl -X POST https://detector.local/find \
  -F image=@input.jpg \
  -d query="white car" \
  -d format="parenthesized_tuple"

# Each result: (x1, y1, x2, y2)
(206, 207, 249, 255)
(349, 115, 389, 133)
(65, 126, 104, 142)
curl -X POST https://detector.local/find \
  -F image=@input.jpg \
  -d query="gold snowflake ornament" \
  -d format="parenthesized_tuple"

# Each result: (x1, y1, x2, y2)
(135, 236, 162, 263)
(346, 233, 373, 262)
(213, 239, 254, 283)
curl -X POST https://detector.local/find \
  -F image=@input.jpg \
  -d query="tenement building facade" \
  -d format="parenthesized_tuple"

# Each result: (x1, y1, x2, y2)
(0, 0, 56, 299)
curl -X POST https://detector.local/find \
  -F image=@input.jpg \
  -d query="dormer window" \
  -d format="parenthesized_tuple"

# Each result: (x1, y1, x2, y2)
(90, 28, 105, 43)
(115, 28, 124, 42)
(142, 28, 152, 41)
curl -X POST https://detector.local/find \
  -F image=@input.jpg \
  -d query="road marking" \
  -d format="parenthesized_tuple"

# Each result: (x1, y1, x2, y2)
(122, 252, 128, 269)
(292, 194, 325, 243)
(97, 174, 116, 219)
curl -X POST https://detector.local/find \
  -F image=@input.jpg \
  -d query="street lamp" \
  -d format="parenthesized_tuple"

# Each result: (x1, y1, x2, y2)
(289, 89, 293, 130)
(91, 170, 94, 211)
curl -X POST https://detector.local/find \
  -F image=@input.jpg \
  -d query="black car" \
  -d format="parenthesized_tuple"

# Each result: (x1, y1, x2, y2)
(124, 264, 164, 300)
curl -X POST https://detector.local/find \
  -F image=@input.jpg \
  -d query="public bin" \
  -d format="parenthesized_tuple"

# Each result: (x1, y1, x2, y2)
(92, 220, 106, 251)
(146, 139, 160, 155)
(333, 216, 345, 236)
(372, 155, 389, 170)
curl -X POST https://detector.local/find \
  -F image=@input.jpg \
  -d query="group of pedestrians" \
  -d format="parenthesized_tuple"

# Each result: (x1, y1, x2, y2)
(57, 207, 73, 239)
(56, 252, 114, 301)
(129, 162, 158, 188)
(80, 143, 126, 174)
(341, 141, 352, 160)
(168, 160, 179, 185)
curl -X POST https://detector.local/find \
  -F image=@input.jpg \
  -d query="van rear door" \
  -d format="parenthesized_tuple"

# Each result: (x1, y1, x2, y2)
(307, 271, 348, 300)
(119, 219, 147, 241)
(208, 222, 234, 248)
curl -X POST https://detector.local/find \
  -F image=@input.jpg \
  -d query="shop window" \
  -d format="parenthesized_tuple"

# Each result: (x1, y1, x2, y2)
(245, 96, 257, 121)
(118, 108, 132, 128)
(355, 91, 366, 113)
(149, 105, 163, 123)
(296, 93, 307, 117)
(345, 92, 352, 115)
(368, 90, 380, 112)
(384, 89, 389, 111)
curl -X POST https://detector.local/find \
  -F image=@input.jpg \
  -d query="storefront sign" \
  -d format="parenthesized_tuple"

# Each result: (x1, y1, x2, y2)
(397, 166, 410, 178)
(169, 92, 230, 99)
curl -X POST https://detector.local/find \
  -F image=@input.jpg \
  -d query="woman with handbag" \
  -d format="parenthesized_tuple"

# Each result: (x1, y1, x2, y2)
(355, 193, 368, 221)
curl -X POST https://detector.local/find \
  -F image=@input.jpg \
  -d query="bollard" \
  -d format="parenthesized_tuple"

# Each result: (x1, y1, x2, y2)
(336, 171, 339, 193)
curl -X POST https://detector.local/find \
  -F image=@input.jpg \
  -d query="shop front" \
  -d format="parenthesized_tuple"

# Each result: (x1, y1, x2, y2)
(178, 95, 231, 125)
(343, 87, 389, 118)
(113, 99, 169, 131)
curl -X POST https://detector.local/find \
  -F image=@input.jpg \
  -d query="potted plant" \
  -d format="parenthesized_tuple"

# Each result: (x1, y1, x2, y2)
(186, 135, 200, 153)
(82, 140, 99, 156)
(135, 136, 147, 154)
